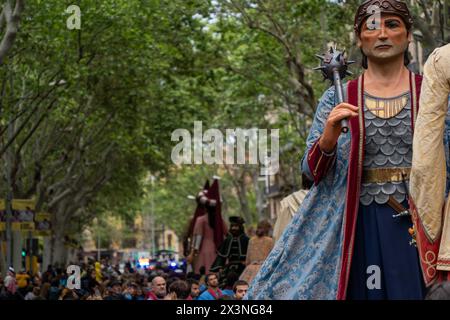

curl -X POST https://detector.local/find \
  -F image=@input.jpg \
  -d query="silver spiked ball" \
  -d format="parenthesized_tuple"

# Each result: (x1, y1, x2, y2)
(313, 46, 355, 83)
(313, 45, 355, 133)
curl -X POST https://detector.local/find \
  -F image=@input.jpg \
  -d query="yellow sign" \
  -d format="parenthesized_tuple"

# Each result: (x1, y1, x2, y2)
(35, 212, 51, 222)
(34, 212, 51, 236)
(12, 199, 36, 211)
(12, 199, 35, 223)
(14, 200, 36, 230)
(0, 199, 37, 232)
(34, 230, 51, 237)
(12, 222, 20, 231)
(21, 222, 35, 231)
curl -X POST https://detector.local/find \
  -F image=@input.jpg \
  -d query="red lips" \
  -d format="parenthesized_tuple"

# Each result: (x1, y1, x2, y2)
(376, 45, 392, 49)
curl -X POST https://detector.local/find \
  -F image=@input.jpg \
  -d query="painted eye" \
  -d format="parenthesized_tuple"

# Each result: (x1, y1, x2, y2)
(386, 21, 400, 28)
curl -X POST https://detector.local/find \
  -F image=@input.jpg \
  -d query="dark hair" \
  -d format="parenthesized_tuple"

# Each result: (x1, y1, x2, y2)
(109, 281, 122, 288)
(169, 280, 190, 300)
(255, 229, 264, 237)
(233, 280, 249, 293)
(166, 276, 180, 289)
(225, 272, 239, 288)
(188, 279, 199, 287)
(205, 273, 217, 284)
(186, 272, 195, 280)
(255, 220, 272, 237)
(187, 273, 201, 281)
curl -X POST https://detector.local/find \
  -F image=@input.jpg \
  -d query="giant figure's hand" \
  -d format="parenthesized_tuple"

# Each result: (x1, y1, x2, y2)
(319, 102, 359, 153)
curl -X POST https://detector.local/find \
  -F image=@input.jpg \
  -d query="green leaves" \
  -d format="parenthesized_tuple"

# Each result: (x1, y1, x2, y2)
(0, 0, 439, 253)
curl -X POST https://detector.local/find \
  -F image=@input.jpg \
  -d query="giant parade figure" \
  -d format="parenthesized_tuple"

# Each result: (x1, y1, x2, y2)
(186, 179, 227, 275)
(210, 216, 249, 285)
(183, 180, 210, 260)
(410, 44, 450, 285)
(246, 0, 448, 300)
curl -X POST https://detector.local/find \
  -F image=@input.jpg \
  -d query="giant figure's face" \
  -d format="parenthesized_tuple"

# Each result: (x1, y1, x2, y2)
(230, 223, 241, 237)
(357, 14, 411, 65)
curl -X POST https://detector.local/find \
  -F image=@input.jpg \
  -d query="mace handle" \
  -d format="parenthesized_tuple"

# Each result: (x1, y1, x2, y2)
(332, 69, 348, 133)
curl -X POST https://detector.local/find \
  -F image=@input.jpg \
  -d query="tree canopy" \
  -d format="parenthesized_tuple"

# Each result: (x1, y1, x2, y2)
(0, 0, 447, 265)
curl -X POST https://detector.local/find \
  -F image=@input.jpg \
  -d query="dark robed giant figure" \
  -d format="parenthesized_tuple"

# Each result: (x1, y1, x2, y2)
(186, 179, 227, 274)
(246, 0, 450, 300)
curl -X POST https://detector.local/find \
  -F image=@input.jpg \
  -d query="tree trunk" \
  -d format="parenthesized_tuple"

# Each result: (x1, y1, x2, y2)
(12, 230, 21, 271)
(49, 201, 70, 266)
(42, 236, 51, 272)
(0, 1, 25, 65)
(0, 238, 7, 275)
(50, 226, 66, 266)
(252, 169, 267, 222)
(236, 175, 252, 224)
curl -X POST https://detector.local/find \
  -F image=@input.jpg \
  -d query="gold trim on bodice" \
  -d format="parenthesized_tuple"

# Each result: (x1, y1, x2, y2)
(362, 167, 411, 184)
(365, 93, 409, 119)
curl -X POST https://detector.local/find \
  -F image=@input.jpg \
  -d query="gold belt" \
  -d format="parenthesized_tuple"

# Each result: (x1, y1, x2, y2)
(362, 167, 411, 184)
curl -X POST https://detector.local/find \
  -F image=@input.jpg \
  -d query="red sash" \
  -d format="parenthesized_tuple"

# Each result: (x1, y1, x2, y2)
(207, 288, 223, 300)
(146, 291, 159, 300)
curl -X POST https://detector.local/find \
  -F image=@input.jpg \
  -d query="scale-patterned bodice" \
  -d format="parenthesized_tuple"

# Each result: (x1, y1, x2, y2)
(360, 92, 412, 206)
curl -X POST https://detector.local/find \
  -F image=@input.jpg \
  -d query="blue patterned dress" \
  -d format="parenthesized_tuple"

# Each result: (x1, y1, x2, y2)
(245, 86, 450, 300)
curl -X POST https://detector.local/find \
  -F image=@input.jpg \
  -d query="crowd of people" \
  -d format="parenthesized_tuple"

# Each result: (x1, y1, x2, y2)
(0, 259, 250, 301)
(0, 177, 274, 302)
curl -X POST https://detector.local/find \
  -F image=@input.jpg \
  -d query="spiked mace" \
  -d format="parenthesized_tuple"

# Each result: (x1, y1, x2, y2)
(314, 45, 355, 133)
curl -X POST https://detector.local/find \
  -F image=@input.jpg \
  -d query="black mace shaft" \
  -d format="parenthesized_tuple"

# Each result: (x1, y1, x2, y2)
(332, 69, 348, 133)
